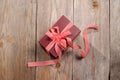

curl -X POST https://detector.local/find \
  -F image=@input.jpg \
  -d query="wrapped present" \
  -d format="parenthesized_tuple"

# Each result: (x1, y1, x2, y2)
(39, 16, 81, 58)
(28, 15, 98, 67)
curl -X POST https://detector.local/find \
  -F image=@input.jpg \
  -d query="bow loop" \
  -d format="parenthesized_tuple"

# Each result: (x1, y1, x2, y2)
(59, 39, 67, 49)
(51, 26, 60, 34)
(61, 31, 71, 38)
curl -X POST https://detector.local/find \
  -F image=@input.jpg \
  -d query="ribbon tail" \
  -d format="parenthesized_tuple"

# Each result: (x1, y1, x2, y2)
(55, 43, 62, 59)
(28, 59, 59, 67)
(80, 24, 98, 58)
(66, 37, 81, 50)
(28, 43, 62, 67)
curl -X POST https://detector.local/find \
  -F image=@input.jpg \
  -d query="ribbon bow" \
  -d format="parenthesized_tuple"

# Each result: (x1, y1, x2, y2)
(45, 26, 71, 57)
(45, 22, 78, 59)
(28, 23, 98, 67)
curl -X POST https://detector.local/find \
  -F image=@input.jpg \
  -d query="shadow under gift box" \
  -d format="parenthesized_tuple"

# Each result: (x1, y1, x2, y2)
(39, 15, 81, 58)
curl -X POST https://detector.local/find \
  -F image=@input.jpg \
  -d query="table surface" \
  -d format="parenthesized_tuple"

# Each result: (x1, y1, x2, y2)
(0, 0, 119, 80)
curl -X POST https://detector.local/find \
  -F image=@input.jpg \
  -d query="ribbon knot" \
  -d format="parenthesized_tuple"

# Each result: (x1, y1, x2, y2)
(53, 34, 63, 42)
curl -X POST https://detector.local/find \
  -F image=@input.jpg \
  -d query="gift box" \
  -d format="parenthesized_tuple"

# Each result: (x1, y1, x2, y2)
(39, 15, 81, 58)
(28, 15, 98, 67)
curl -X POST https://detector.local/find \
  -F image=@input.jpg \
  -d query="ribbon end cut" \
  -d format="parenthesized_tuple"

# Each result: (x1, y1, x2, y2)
(88, 24, 99, 30)
(28, 59, 59, 67)
(28, 62, 35, 67)
(28, 62, 44, 67)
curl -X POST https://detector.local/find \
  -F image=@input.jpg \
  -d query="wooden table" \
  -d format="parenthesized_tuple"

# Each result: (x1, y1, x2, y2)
(0, 0, 119, 80)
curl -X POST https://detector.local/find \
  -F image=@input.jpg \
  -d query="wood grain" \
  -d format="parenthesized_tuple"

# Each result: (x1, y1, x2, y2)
(73, 0, 110, 80)
(36, 0, 74, 80)
(110, 0, 120, 80)
(0, 0, 36, 80)
(1, 0, 120, 80)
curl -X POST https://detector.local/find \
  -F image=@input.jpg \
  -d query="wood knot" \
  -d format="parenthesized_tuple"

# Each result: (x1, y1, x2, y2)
(56, 62, 61, 68)
(0, 35, 14, 48)
(0, 40, 3, 47)
(6, 37, 14, 43)
(92, 1, 99, 9)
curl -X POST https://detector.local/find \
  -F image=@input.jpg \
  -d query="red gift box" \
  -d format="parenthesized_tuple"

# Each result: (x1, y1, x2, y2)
(39, 16, 81, 57)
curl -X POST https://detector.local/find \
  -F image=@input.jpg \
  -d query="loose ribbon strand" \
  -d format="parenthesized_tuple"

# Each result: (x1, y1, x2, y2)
(79, 24, 98, 57)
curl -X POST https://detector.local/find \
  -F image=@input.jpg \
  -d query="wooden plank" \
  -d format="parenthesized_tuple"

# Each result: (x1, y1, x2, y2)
(36, 0, 73, 80)
(0, 0, 36, 80)
(73, 0, 110, 80)
(110, 0, 120, 80)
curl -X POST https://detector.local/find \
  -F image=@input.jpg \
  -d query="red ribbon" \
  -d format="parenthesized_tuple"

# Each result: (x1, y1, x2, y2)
(28, 23, 98, 67)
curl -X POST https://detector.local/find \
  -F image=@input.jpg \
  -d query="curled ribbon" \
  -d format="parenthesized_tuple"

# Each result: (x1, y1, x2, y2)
(28, 23, 98, 67)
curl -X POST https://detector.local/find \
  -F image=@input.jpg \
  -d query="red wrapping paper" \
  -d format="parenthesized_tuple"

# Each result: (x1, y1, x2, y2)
(39, 16, 81, 57)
